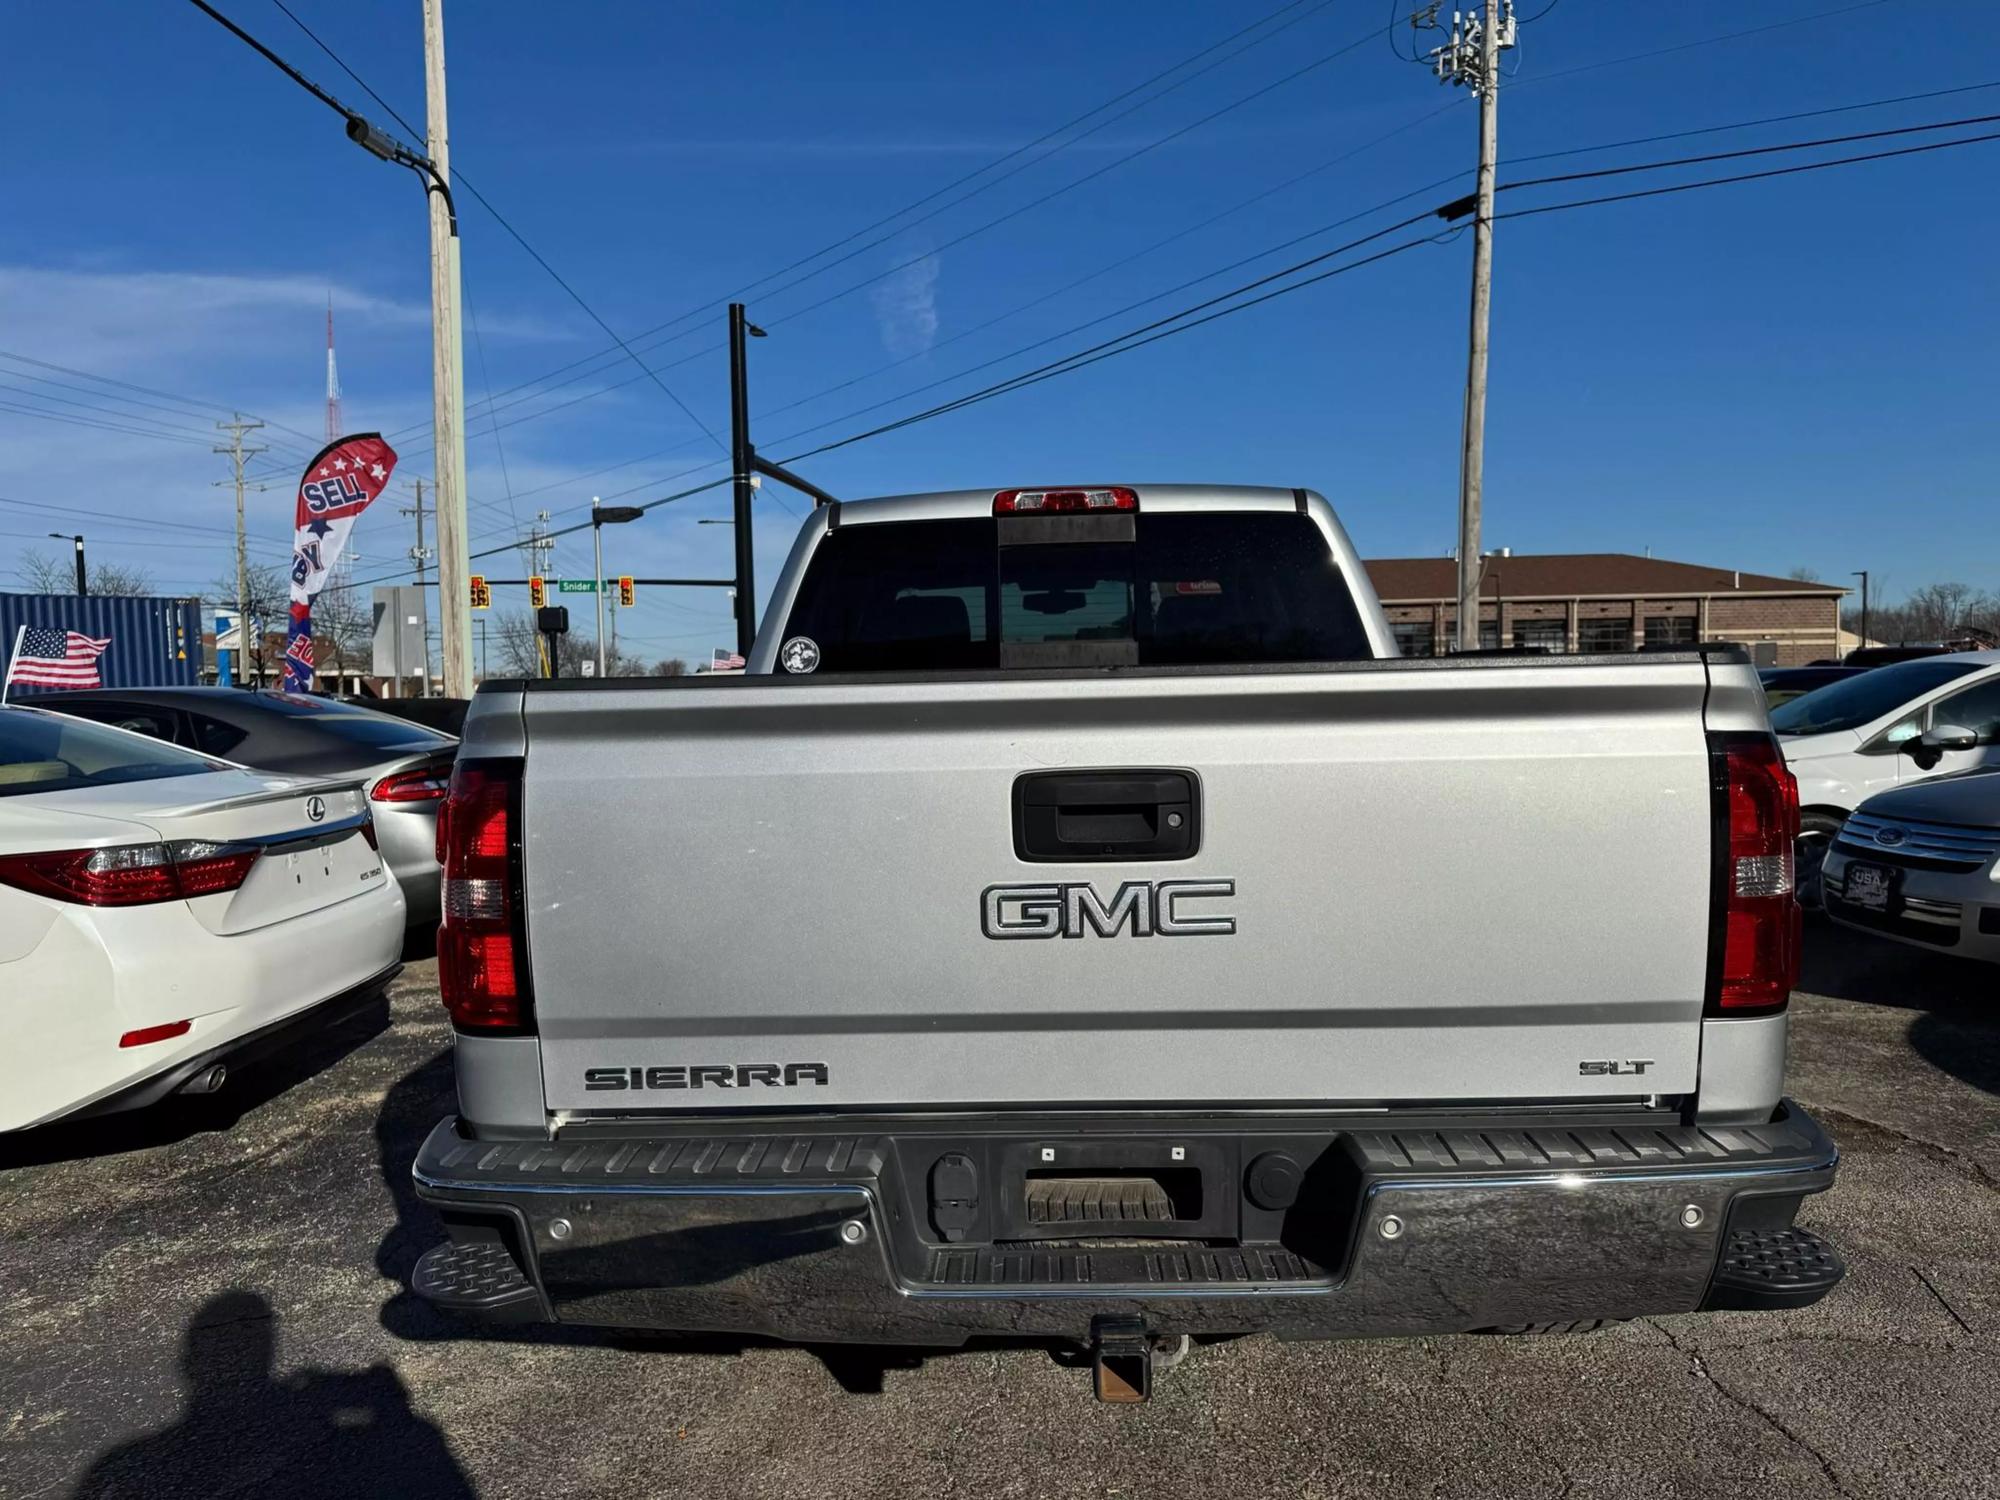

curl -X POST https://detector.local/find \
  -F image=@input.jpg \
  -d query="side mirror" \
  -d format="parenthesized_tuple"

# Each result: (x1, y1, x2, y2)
(1920, 723, 1979, 753)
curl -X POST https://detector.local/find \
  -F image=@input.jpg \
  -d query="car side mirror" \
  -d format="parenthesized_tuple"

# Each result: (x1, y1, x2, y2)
(1920, 723, 1979, 753)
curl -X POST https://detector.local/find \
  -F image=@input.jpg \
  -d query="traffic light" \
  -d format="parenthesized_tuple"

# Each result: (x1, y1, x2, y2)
(618, 575, 635, 608)
(469, 574, 491, 610)
(528, 575, 545, 608)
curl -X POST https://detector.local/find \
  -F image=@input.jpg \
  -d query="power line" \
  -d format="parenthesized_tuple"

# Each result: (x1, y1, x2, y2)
(0, 495, 291, 551)
(367, 84, 2000, 549)
(1495, 108, 2000, 196)
(320, 100, 2000, 599)
(1517, 0, 1906, 90)
(377, 3, 1430, 455)
(767, 124, 2000, 465)
(365, 0, 1348, 444)
(1495, 125, 2000, 222)
(262, 0, 720, 455)
(369, 4, 1941, 472)
(0, 380, 228, 441)
(0, 399, 217, 447)
(0, 347, 321, 451)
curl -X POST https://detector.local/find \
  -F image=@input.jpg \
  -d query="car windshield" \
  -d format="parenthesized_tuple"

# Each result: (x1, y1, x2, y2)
(0, 708, 222, 798)
(1769, 659, 1982, 736)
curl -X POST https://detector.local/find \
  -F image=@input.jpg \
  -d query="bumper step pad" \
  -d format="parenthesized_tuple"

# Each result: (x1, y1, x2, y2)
(1705, 1225, 1845, 1310)
(412, 1240, 541, 1321)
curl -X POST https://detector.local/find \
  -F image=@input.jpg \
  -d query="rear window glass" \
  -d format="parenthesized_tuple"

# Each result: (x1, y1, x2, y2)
(779, 513, 1371, 673)
(0, 710, 220, 798)
(246, 693, 454, 752)
(297, 715, 455, 752)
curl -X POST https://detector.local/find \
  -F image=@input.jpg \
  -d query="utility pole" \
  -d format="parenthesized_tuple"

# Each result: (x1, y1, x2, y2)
(214, 416, 267, 689)
(402, 478, 434, 696)
(1851, 570, 1870, 654)
(424, 0, 473, 698)
(1433, 2, 1515, 651)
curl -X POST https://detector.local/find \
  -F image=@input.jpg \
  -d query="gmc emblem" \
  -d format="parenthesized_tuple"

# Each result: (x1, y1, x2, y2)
(981, 879, 1236, 939)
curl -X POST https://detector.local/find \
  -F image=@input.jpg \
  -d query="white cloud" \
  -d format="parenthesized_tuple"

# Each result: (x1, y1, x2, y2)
(869, 253, 940, 360)
(0, 263, 560, 372)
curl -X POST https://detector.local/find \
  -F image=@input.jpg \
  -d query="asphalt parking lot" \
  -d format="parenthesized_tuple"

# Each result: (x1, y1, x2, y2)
(2, 924, 1994, 1500)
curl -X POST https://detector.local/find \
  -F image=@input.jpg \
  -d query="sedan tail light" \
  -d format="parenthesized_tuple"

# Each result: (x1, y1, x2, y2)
(1707, 734, 1801, 1015)
(372, 766, 453, 803)
(437, 758, 533, 1033)
(0, 841, 262, 907)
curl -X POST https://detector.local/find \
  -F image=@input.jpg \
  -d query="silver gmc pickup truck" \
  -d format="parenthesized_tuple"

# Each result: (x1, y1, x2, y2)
(409, 484, 1841, 1401)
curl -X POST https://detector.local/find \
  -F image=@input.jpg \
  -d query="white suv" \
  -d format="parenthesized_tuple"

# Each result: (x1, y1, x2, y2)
(1771, 650, 2000, 905)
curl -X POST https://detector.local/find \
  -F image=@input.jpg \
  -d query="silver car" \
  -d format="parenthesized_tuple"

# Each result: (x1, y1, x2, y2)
(1822, 767, 2000, 963)
(34, 687, 454, 928)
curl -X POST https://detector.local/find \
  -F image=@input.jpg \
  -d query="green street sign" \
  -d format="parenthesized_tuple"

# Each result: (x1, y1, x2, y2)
(556, 578, 598, 593)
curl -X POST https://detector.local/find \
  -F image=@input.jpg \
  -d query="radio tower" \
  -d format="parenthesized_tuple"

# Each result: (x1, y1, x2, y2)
(325, 294, 342, 440)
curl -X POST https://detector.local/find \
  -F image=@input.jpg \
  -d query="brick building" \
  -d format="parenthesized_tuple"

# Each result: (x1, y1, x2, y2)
(1363, 554, 1847, 667)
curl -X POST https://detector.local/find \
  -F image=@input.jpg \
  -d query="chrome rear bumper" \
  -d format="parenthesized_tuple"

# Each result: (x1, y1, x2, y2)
(410, 1101, 1841, 1345)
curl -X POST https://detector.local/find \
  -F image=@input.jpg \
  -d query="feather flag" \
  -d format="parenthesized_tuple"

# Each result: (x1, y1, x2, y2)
(284, 433, 397, 691)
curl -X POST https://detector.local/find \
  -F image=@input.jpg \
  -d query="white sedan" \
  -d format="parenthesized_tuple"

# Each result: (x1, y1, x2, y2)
(0, 705, 406, 1131)
(1771, 650, 2000, 906)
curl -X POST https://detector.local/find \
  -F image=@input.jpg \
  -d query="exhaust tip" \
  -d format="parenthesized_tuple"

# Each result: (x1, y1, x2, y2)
(179, 1063, 228, 1096)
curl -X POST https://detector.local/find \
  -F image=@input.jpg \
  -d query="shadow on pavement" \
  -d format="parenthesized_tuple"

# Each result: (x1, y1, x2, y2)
(0, 994, 391, 1172)
(70, 1290, 473, 1500)
(369, 1047, 1046, 1395)
(1798, 920, 2000, 1096)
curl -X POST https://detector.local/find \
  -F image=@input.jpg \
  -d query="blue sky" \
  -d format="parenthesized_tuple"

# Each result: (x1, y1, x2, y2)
(1, 0, 1994, 663)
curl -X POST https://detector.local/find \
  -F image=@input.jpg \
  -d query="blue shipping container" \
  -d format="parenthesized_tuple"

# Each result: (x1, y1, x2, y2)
(0, 593, 205, 696)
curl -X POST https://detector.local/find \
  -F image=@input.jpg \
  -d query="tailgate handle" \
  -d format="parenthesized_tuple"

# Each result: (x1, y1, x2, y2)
(1013, 770, 1197, 862)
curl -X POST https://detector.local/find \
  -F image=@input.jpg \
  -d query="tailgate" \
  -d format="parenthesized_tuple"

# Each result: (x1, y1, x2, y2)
(522, 661, 1716, 1112)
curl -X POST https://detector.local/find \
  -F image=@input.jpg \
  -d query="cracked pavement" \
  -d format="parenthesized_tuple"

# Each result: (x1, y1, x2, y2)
(1, 921, 1994, 1500)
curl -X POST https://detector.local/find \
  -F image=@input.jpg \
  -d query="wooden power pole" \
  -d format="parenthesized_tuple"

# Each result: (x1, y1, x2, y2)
(1433, 3, 1514, 651)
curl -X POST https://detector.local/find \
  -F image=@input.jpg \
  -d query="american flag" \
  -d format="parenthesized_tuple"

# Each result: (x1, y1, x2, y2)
(710, 649, 745, 672)
(6, 627, 112, 688)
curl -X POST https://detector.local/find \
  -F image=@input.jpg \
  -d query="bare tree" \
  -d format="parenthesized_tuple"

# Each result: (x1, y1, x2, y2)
(16, 548, 156, 597)
(1904, 582, 1991, 640)
(1786, 566, 1823, 583)
(652, 658, 689, 677)
(1843, 580, 1999, 646)
(208, 562, 292, 685)
(312, 582, 370, 687)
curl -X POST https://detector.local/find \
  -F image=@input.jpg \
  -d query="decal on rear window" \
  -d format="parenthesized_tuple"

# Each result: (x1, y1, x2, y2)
(779, 636, 821, 674)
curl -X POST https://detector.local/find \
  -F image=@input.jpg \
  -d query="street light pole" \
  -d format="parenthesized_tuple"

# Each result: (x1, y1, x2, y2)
(588, 502, 645, 679)
(728, 304, 763, 660)
(1851, 570, 1870, 655)
(48, 533, 85, 596)
(593, 496, 607, 678)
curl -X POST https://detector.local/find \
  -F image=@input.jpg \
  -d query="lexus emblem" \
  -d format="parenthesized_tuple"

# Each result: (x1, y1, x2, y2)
(1874, 825, 1907, 847)
(305, 795, 327, 823)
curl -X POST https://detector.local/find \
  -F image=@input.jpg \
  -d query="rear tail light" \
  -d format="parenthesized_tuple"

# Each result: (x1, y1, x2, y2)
(994, 487, 1138, 514)
(437, 758, 533, 1033)
(0, 841, 261, 906)
(167, 841, 263, 897)
(1707, 734, 1801, 1015)
(372, 766, 453, 803)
